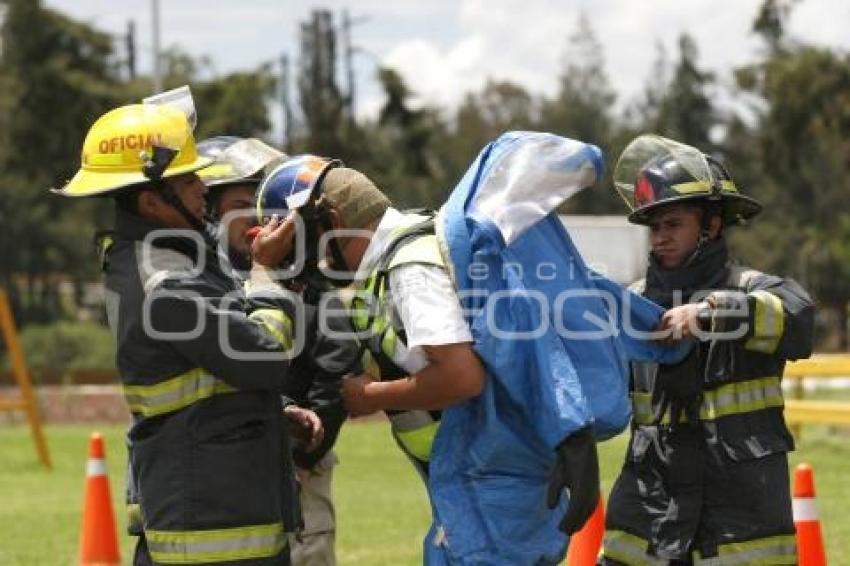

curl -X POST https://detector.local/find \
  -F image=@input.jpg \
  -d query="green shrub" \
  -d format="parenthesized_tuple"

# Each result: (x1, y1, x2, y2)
(2, 321, 115, 371)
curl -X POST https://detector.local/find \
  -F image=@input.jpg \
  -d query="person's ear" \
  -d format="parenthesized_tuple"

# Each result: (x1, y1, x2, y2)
(708, 214, 722, 239)
(137, 190, 161, 218)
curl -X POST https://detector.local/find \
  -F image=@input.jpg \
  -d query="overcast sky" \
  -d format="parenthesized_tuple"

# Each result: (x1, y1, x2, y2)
(44, 0, 850, 133)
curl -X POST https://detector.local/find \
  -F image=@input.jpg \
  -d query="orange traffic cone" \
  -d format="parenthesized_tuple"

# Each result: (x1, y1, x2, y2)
(79, 432, 120, 566)
(793, 462, 826, 566)
(567, 494, 605, 566)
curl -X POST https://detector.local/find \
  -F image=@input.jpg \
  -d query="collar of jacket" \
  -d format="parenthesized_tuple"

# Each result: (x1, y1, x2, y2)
(644, 237, 729, 308)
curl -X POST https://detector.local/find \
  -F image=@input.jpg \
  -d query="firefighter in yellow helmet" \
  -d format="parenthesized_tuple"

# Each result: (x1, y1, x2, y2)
(56, 102, 211, 229)
(600, 135, 815, 565)
(56, 98, 304, 565)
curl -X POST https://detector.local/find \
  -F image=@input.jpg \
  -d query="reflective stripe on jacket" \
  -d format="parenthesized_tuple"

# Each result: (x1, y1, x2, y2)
(632, 376, 785, 425)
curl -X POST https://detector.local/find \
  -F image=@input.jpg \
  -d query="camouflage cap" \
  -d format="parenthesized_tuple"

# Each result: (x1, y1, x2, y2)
(319, 167, 391, 230)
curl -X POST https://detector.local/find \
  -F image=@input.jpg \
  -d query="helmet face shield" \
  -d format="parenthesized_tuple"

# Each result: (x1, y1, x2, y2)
(139, 86, 198, 180)
(197, 138, 286, 187)
(614, 135, 714, 212)
(142, 85, 198, 130)
(614, 134, 761, 225)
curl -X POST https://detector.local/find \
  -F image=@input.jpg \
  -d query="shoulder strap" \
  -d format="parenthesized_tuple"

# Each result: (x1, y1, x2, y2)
(355, 215, 438, 353)
(370, 215, 437, 311)
(388, 234, 443, 271)
(377, 216, 438, 274)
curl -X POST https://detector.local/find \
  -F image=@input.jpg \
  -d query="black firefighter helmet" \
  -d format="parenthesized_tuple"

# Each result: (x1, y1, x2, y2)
(196, 136, 287, 218)
(614, 135, 762, 226)
(196, 136, 287, 189)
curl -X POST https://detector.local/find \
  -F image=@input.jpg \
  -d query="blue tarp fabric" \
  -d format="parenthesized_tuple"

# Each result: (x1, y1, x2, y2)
(428, 132, 690, 565)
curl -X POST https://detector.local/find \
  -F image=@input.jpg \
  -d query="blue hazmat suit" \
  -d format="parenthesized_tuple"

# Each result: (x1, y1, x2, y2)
(427, 132, 690, 565)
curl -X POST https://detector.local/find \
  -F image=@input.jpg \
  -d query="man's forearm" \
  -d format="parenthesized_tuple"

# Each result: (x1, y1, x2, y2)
(364, 360, 484, 412)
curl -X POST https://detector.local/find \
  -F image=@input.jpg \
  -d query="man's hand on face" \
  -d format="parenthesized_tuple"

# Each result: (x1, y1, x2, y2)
(657, 302, 709, 343)
(251, 214, 297, 268)
(341, 373, 381, 417)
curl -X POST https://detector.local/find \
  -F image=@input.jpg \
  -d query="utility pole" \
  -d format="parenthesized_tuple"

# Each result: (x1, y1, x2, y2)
(151, 0, 162, 93)
(279, 54, 293, 151)
(341, 9, 355, 125)
(126, 20, 137, 80)
(0, 4, 7, 59)
(339, 11, 370, 126)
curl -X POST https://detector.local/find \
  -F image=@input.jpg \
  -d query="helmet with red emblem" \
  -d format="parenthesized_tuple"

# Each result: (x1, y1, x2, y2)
(613, 134, 761, 226)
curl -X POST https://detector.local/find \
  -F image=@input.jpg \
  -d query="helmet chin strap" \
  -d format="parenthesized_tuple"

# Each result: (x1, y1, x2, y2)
(154, 180, 219, 251)
(682, 206, 716, 268)
(680, 230, 709, 268)
(142, 145, 212, 237)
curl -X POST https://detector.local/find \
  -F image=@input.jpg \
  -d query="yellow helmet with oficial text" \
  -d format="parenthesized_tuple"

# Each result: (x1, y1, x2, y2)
(54, 103, 212, 198)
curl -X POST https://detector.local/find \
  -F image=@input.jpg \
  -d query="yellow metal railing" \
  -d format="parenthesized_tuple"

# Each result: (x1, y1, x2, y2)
(783, 355, 850, 436)
(785, 355, 850, 379)
(784, 400, 850, 425)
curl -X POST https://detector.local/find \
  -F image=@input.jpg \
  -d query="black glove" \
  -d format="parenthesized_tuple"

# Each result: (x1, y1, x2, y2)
(654, 348, 702, 425)
(546, 425, 600, 535)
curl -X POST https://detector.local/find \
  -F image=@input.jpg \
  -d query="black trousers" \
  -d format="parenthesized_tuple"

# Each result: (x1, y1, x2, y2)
(601, 427, 796, 564)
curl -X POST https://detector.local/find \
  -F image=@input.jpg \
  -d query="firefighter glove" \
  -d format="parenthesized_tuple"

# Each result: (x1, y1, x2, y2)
(546, 425, 600, 535)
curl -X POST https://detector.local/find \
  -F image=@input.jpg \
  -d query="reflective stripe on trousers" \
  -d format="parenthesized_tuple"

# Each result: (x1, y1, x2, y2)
(696, 534, 797, 565)
(604, 530, 797, 565)
(123, 368, 235, 417)
(146, 522, 287, 564)
(632, 376, 784, 426)
(603, 530, 667, 566)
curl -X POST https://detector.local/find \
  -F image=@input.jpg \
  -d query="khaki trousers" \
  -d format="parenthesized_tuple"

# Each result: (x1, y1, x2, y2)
(291, 450, 338, 566)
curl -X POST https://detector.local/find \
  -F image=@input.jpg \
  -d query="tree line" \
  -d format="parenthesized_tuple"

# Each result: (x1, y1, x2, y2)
(1, 0, 848, 349)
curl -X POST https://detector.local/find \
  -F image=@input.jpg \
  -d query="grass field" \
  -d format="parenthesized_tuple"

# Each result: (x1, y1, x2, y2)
(1, 420, 848, 565)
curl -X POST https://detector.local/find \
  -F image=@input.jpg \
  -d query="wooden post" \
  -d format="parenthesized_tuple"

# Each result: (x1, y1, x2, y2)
(0, 289, 51, 469)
